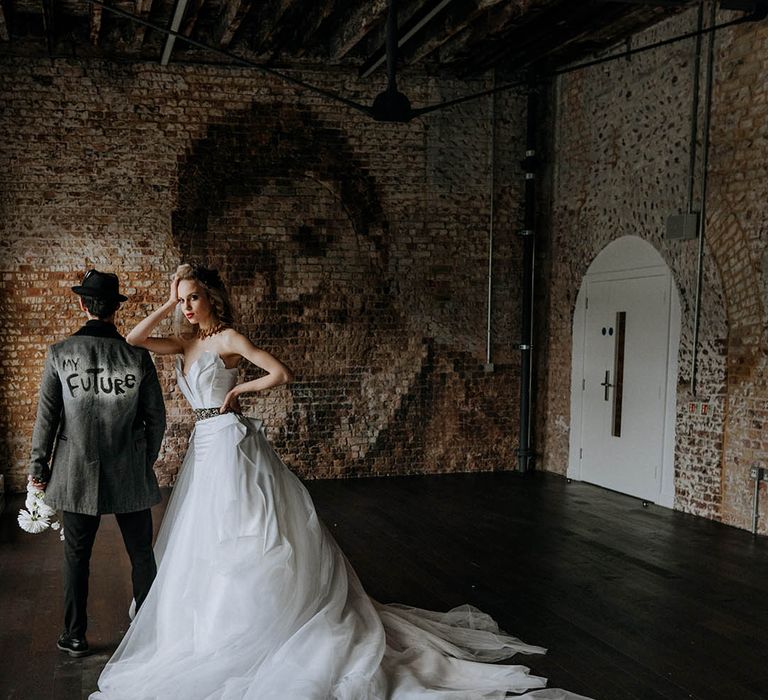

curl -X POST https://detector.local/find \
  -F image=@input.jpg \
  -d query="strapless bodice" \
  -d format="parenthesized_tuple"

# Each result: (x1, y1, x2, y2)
(176, 351, 238, 409)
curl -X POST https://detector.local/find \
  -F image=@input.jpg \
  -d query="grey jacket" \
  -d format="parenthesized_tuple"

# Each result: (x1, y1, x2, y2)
(29, 320, 166, 515)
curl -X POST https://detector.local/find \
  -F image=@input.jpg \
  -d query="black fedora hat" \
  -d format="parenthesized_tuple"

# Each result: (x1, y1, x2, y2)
(71, 269, 128, 302)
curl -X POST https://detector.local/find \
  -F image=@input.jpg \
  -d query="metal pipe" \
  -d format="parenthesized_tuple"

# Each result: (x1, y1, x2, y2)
(686, 5, 704, 214)
(753, 473, 761, 535)
(385, 0, 398, 92)
(518, 83, 538, 473)
(691, 1, 717, 397)
(486, 70, 496, 366)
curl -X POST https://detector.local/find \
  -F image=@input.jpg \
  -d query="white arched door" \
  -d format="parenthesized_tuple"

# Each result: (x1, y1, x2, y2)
(568, 237, 680, 507)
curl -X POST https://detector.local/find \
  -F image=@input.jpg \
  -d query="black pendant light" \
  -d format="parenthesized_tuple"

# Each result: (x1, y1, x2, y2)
(370, 0, 412, 122)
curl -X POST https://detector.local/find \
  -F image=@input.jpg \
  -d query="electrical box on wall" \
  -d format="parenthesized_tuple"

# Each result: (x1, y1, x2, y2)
(665, 212, 699, 240)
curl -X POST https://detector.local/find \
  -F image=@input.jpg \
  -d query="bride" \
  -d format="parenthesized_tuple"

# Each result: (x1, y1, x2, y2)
(91, 263, 590, 700)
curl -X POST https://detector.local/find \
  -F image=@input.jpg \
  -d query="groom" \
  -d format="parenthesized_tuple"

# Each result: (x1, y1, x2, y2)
(28, 270, 166, 657)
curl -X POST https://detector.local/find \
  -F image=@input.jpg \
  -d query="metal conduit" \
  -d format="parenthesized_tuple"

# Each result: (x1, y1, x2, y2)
(686, 5, 704, 215)
(486, 71, 496, 367)
(517, 83, 538, 473)
(691, 1, 718, 397)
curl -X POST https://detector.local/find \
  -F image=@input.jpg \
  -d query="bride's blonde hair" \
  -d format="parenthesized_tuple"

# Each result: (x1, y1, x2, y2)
(173, 263, 235, 336)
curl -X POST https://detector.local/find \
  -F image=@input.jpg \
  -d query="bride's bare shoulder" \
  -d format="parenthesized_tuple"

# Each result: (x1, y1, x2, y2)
(221, 328, 254, 348)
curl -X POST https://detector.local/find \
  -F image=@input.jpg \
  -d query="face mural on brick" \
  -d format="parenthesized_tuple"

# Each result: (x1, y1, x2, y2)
(171, 102, 519, 479)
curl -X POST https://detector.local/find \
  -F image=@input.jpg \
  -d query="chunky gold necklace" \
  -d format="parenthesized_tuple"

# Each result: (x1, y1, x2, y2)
(197, 323, 227, 340)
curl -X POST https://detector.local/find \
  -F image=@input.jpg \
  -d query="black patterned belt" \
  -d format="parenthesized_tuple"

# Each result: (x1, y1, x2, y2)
(193, 407, 229, 421)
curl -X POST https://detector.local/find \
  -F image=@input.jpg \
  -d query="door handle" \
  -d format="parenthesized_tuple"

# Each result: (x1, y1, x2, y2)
(600, 370, 613, 401)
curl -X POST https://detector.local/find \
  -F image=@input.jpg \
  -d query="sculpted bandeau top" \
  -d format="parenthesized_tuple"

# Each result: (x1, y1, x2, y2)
(176, 351, 238, 409)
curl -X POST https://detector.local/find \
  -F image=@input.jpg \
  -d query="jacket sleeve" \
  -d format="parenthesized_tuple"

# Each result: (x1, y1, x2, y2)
(28, 347, 63, 482)
(138, 350, 167, 469)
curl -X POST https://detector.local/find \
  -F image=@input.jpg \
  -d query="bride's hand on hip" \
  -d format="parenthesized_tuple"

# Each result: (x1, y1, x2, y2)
(220, 388, 242, 414)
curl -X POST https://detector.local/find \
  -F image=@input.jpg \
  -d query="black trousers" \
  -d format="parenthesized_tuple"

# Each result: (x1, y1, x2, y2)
(62, 509, 156, 639)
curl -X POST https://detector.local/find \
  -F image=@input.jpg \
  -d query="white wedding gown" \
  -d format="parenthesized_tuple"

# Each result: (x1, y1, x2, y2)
(91, 351, 591, 700)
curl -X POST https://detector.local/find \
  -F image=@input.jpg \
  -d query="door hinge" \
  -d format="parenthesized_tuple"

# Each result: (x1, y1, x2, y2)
(585, 297, 589, 309)
(579, 448, 583, 459)
(582, 378, 585, 391)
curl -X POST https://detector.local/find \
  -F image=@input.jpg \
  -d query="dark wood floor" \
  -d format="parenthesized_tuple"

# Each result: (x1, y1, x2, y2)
(2, 471, 767, 700)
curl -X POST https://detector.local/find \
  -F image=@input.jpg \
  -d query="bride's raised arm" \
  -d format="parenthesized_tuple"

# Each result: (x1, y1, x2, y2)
(218, 331, 293, 413)
(126, 274, 185, 355)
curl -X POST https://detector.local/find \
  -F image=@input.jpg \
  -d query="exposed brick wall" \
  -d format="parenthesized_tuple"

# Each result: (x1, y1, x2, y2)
(0, 58, 527, 490)
(541, 9, 768, 532)
(8, 12, 765, 535)
(708, 16, 768, 531)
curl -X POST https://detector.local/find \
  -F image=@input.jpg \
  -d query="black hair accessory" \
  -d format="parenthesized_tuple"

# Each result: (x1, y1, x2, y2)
(192, 264, 223, 289)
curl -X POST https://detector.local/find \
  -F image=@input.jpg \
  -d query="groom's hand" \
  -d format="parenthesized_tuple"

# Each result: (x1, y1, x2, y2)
(28, 475, 48, 491)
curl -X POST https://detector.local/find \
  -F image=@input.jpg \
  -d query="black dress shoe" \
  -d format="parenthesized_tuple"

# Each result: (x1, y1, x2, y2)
(57, 633, 90, 658)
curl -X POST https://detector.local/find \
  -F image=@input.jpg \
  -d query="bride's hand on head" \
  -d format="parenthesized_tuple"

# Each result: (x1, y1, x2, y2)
(168, 274, 181, 306)
(220, 388, 242, 414)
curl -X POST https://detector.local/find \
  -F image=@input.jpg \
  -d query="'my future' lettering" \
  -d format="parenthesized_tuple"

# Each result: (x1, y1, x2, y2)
(66, 367, 137, 398)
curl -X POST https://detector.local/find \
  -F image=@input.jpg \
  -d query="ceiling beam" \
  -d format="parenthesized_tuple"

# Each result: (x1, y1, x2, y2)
(213, 0, 253, 49)
(180, 0, 206, 37)
(128, 0, 154, 53)
(40, 0, 55, 56)
(436, 0, 535, 66)
(605, 0, 691, 5)
(245, 0, 302, 54)
(542, 3, 694, 67)
(292, 0, 338, 58)
(89, 1, 103, 46)
(160, 0, 191, 65)
(258, 0, 365, 60)
(359, 0, 459, 78)
(464, 0, 626, 74)
(328, 0, 389, 60)
(405, 0, 507, 66)
(0, 0, 9, 41)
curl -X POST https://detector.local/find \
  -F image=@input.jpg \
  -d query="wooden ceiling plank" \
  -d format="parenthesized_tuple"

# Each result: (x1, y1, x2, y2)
(605, 0, 690, 6)
(406, 0, 508, 65)
(214, 0, 254, 49)
(89, 1, 103, 46)
(447, 0, 601, 73)
(545, 4, 693, 67)
(128, 0, 155, 53)
(40, 0, 55, 56)
(360, 0, 462, 78)
(292, 0, 338, 58)
(0, 0, 9, 42)
(255, 0, 352, 59)
(436, 0, 527, 65)
(181, 0, 206, 36)
(355, 0, 441, 66)
(329, 0, 389, 60)
(244, 0, 305, 55)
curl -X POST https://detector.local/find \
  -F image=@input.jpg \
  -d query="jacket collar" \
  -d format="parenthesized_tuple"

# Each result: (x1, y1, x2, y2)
(73, 319, 124, 340)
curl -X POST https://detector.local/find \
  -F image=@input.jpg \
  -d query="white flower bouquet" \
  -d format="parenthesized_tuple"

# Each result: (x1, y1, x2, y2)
(18, 481, 64, 540)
